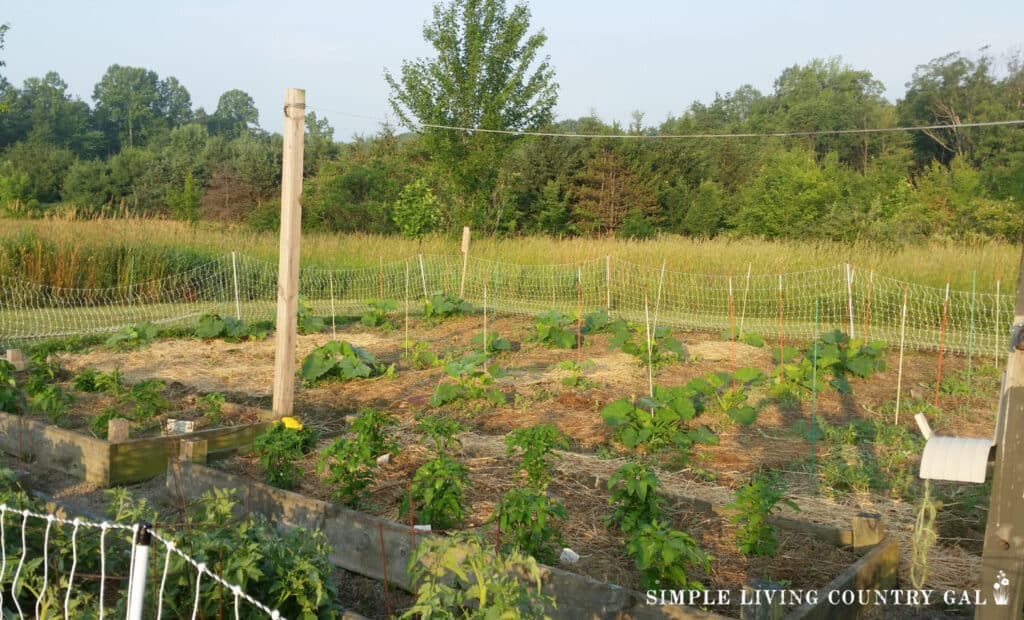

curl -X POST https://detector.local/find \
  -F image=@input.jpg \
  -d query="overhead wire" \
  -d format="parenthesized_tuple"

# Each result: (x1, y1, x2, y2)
(308, 104, 1024, 140)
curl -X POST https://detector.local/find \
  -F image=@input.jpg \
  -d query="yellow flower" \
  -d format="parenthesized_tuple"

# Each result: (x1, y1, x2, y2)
(281, 416, 303, 431)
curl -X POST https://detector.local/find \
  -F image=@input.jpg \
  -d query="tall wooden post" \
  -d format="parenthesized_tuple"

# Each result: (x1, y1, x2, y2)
(271, 88, 305, 417)
(977, 244, 1024, 619)
(459, 226, 471, 299)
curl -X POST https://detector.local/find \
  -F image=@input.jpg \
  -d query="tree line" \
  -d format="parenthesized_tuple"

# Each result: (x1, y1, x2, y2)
(1, 3, 1023, 245)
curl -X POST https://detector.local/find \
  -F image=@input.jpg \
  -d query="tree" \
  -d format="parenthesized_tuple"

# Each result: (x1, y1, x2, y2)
(899, 51, 999, 168)
(392, 178, 442, 241)
(385, 0, 558, 230)
(167, 171, 202, 221)
(93, 65, 190, 150)
(213, 89, 258, 138)
(569, 147, 658, 236)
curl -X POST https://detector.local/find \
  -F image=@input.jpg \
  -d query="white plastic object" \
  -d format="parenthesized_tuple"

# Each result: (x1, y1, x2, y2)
(919, 436, 992, 483)
(559, 548, 579, 564)
(376, 453, 391, 466)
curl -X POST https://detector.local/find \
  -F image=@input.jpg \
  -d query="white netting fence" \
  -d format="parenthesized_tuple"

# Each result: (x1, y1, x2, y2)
(0, 252, 1016, 357)
(0, 503, 282, 619)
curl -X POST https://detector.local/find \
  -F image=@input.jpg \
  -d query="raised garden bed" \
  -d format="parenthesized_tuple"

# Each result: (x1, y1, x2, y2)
(170, 458, 898, 620)
(0, 410, 272, 485)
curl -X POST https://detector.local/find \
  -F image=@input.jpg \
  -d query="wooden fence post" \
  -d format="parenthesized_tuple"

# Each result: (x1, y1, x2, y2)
(271, 88, 305, 418)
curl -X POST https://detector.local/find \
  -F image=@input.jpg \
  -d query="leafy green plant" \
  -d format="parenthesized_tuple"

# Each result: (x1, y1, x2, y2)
(403, 415, 469, 528)
(471, 330, 513, 354)
(583, 307, 613, 333)
(416, 415, 464, 453)
(0, 359, 18, 413)
(29, 385, 73, 426)
(105, 322, 159, 351)
(253, 421, 319, 490)
(556, 359, 597, 388)
(199, 391, 226, 425)
(125, 379, 169, 420)
(626, 520, 711, 591)
(404, 340, 442, 369)
(297, 298, 326, 335)
(774, 331, 886, 396)
(600, 385, 717, 460)
(402, 453, 469, 529)
(24, 351, 61, 394)
(300, 340, 395, 385)
(361, 298, 399, 328)
(71, 367, 102, 392)
(505, 423, 569, 489)
(403, 531, 554, 619)
(725, 473, 799, 556)
(423, 292, 473, 322)
(349, 407, 400, 457)
(494, 487, 567, 564)
(609, 321, 687, 367)
(429, 352, 507, 407)
(317, 436, 377, 507)
(607, 461, 664, 535)
(686, 368, 764, 425)
(90, 407, 127, 439)
(721, 327, 765, 347)
(532, 311, 578, 349)
(195, 313, 268, 342)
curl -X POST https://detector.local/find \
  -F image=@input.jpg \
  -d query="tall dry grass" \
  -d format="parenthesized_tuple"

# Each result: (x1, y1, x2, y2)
(0, 216, 1018, 292)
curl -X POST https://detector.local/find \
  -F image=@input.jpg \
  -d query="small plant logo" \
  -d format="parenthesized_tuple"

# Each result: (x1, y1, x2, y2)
(992, 570, 1010, 605)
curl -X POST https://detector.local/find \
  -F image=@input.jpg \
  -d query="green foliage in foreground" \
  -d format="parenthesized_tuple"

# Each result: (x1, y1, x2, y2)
(0, 469, 338, 619)
(253, 421, 320, 490)
(403, 532, 554, 620)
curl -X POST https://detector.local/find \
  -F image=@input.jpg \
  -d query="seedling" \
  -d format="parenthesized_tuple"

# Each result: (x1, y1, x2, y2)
(626, 520, 711, 591)
(493, 487, 567, 564)
(607, 461, 664, 535)
(556, 359, 597, 388)
(505, 423, 569, 489)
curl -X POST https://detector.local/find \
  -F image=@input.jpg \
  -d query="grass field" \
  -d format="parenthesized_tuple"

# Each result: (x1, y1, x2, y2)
(0, 216, 1019, 293)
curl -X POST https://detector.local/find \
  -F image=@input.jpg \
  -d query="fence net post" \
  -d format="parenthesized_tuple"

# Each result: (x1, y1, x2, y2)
(126, 523, 152, 620)
(231, 251, 241, 320)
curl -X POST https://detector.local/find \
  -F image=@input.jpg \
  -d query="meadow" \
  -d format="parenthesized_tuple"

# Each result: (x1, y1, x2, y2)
(0, 216, 1019, 293)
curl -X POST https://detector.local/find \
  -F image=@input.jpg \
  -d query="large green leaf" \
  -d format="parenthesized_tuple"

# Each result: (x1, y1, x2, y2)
(727, 405, 758, 425)
(600, 399, 635, 427)
(300, 349, 337, 384)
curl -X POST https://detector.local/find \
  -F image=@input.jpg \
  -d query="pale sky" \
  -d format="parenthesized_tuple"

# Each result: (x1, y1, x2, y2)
(3, 1, 1023, 139)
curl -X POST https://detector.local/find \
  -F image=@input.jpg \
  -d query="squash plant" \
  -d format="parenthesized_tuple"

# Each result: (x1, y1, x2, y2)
(361, 298, 398, 328)
(609, 321, 687, 367)
(600, 385, 716, 459)
(429, 352, 507, 407)
(300, 340, 395, 386)
(423, 292, 473, 322)
(195, 313, 268, 342)
(471, 331, 513, 354)
(532, 311, 579, 349)
(686, 367, 764, 425)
